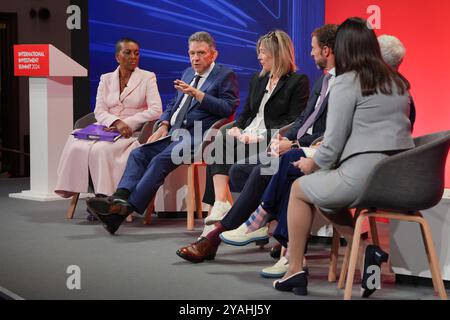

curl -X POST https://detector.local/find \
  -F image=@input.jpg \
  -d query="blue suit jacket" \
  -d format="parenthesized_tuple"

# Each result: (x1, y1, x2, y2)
(160, 63, 239, 138)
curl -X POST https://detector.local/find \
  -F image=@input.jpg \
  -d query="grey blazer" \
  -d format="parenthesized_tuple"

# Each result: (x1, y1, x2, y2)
(313, 72, 414, 169)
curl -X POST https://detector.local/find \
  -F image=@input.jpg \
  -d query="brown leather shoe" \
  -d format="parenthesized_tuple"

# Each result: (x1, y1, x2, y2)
(176, 237, 218, 263)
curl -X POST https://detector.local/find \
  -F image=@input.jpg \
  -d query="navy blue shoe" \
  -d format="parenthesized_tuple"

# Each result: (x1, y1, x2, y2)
(273, 271, 308, 296)
(361, 245, 389, 298)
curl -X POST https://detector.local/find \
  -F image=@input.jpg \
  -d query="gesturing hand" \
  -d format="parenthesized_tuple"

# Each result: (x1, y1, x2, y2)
(174, 79, 205, 102)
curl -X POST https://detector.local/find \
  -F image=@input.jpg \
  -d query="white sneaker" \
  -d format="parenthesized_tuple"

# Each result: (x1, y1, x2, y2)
(261, 256, 289, 278)
(204, 201, 231, 225)
(219, 223, 269, 246)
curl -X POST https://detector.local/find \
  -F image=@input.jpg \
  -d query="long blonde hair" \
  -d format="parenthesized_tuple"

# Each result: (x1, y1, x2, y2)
(256, 30, 296, 78)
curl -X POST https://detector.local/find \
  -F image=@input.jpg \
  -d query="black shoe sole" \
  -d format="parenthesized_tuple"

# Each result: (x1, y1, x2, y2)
(88, 209, 117, 235)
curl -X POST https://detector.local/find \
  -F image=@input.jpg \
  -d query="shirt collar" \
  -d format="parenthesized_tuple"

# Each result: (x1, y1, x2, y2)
(327, 67, 336, 77)
(195, 61, 215, 79)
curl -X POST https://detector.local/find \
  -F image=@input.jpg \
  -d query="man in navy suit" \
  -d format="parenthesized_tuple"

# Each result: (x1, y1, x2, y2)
(87, 31, 239, 235)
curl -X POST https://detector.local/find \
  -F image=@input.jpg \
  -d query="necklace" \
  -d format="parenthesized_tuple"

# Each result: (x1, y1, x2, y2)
(269, 76, 279, 92)
(119, 72, 130, 92)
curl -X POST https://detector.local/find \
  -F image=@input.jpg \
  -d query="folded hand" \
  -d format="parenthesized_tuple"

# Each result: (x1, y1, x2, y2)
(147, 125, 168, 143)
(109, 119, 132, 138)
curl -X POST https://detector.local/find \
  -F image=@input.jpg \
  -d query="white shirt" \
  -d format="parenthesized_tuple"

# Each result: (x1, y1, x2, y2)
(243, 79, 274, 136)
(170, 62, 216, 126)
(307, 67, 336, 135)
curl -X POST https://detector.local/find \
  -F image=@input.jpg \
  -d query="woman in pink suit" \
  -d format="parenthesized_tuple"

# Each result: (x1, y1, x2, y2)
(55, 38, 162, 201)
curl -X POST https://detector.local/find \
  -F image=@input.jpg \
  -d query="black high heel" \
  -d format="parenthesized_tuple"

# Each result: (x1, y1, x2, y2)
(273, 271, 308, 296)
(361, 245, 389, 298)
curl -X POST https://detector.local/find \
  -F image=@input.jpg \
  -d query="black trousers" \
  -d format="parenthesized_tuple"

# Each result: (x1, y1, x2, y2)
(220, 161, 273, 229)
(202, 130, 268, 205)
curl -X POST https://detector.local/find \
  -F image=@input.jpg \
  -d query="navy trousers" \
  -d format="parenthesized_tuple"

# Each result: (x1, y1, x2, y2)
(220, 161, 271, 229)
(117, 136, 187, 214)
(221, 149, 305, 239)
(259, 149, 305, 248)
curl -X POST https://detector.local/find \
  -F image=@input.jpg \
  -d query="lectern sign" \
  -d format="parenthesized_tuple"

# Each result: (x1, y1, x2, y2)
(14, 44, 50, 76)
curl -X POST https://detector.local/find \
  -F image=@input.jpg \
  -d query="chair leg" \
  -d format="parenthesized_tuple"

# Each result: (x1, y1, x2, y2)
(418, 214, 448, 300)
(143, 197, 155, 225)
(329, 227, 340, 282)
(344, 211, 366, 300)
(187, 165, 196, 231)
(66, 193, 80, 219)
(193, 165, 203, 219)
(338, 242, 351, 289)
(369, 216, 380, 246)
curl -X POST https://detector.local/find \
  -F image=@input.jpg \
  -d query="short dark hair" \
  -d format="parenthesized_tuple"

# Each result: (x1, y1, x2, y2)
(115, 38, 139, 55)
(334, 17, 409, 96)
(312, 24, 338, 52)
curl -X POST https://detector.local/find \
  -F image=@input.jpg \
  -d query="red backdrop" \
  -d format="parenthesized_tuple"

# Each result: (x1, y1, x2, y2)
(325, 0, 450, 188)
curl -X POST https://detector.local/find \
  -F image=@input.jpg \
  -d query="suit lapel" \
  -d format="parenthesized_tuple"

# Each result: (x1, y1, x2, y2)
(119, 68, 143, 102)
(170, 69, 195, 117)
(313, 74, 331, 121)
(252, 74, 269, 112)
(268, 74, 288, 101)
(187, 64, 218, 112)
(315, 94, 329, 120)
(111, 67, 121, 102)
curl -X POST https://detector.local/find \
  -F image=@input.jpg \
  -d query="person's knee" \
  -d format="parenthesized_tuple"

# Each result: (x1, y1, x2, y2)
(228, 164, 242, 182)
(282, 149, 302, 162)
(129, 146, 145, 161)
(293, 180, 311, 203)
(91, 143, 111, 158)
(70, 140, 88, 154)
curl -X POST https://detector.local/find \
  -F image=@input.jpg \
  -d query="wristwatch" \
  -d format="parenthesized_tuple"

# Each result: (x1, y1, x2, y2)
(291, 141, 300, 149)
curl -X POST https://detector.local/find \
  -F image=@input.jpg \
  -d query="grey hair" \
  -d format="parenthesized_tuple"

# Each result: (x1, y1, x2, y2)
(188, 31, 216, 50)
(378, 35, 406, 70)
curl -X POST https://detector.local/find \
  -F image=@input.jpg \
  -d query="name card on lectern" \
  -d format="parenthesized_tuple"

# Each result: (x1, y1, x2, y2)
(13, 44, 87, 77)
(14, 44, 50, 76)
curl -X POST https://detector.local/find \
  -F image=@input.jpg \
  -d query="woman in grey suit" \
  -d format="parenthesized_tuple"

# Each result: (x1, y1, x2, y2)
(273, 17, 414, 296)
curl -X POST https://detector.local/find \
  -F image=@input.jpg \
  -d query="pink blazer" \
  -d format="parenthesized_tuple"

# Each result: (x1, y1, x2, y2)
(94, 67, 163, 132)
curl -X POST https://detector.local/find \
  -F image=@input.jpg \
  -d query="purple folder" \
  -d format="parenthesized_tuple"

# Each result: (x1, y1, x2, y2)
(72, 124, 122, 142)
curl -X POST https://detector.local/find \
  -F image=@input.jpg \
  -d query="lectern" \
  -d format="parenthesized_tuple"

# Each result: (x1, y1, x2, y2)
(10, 44, 87, 201)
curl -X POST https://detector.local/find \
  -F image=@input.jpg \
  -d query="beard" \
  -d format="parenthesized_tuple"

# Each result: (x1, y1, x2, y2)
(315, 57, 327, 70)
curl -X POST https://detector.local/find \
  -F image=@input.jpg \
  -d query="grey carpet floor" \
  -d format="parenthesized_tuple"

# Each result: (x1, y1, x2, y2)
(0, 178, 446, 300)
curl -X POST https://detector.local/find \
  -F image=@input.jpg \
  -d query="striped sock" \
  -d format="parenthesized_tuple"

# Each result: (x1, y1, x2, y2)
(244, 205, 270, 233)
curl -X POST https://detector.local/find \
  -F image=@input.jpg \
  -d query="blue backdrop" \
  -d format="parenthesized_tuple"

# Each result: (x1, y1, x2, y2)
(88, 0, 324, 116)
